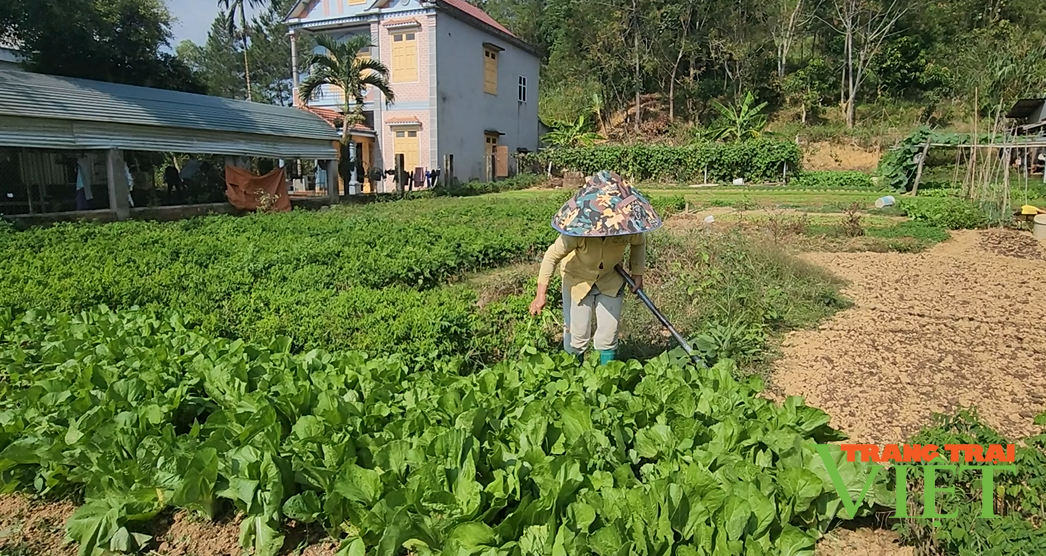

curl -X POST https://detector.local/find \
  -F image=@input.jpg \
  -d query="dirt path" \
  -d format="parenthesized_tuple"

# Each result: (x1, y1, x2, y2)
(773, 229, 1046, 445)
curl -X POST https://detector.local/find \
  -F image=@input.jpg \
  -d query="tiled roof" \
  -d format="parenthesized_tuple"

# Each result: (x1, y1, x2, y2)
(386, 116, 422, 124)
(439, 0, 515, 38)
(298, 104, 375, 133)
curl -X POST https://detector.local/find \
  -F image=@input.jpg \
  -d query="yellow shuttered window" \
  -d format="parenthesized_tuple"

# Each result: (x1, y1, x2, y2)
(391, 31, 418, 83)
(483, 47, 497, 94)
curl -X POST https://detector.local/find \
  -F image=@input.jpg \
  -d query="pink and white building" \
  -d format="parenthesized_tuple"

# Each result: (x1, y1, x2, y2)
(285, 0, 541, 192)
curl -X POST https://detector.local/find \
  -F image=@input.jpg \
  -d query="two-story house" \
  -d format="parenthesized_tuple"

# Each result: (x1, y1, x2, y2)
(285, 0, 541, 192)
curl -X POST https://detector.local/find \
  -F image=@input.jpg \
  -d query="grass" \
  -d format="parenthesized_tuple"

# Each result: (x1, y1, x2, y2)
(464, 228, 851, 374)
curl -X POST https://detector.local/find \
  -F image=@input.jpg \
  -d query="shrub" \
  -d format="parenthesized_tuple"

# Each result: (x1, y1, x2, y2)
(434, 173, 545, 196)
(899, 197, 989, 229)
(893, 409, 1046, 556)
(522, 140, 803, 184)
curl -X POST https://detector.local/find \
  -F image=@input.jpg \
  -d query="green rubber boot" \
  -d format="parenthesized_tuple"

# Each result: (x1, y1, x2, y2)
(599, 350, 616, 365)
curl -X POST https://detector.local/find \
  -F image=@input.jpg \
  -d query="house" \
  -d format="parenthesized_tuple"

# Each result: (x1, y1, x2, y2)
(1005, 98, 1046, 137)
(0, 43, 24, 72)
(284, 0, 541, 192)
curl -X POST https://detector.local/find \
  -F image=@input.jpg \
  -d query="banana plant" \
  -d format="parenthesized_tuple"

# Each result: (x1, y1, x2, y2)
(541, 115, 604, 148)
(705, 91, 769, 142)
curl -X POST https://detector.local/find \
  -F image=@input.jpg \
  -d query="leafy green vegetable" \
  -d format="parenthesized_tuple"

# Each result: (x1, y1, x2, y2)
(0, 307, 885, 556)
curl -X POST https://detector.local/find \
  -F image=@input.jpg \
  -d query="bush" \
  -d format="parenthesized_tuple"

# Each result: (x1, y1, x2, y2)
(618, 230, 849, 364)
(893, 409, 1046, 556)
(434, 173, 545, 196)
(899, 197, 989, 229)
(790, 171, 878, 190)
(523, 140, 803, 184)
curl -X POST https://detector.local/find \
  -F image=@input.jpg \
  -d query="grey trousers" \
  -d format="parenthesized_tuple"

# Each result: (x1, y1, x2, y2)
(562, 282, 624, 353)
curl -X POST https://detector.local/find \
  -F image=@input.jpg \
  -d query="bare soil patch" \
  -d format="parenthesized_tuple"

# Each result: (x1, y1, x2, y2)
(772, 229, 1046, 445)
(0, 494, 339, 556)
(977, 227, 1046, 260)
(815, 523, 913, 556)
(803, 142, 882, 172)
(0, 495, 76, 556)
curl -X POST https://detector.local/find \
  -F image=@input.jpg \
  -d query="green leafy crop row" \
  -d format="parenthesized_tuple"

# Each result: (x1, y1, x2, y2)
(898, 197, 989, 229)
(0, 307, 882, 556)
(522, 141, 803, 184)
(0, 194, 688, 360)
(787, 171, 879, 190)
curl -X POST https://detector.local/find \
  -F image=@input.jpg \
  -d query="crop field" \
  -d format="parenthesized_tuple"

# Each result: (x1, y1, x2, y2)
(1, 185, 1045, 556)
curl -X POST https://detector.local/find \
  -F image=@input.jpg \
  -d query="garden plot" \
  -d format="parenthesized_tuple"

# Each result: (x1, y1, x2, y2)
(772, 229, 1046, 444)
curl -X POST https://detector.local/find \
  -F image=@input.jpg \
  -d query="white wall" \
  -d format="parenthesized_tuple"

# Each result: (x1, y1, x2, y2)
(434, 15, 540, 182)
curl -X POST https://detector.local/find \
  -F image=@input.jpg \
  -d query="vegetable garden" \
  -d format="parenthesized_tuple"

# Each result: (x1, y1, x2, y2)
(0, 181, 1043, 556)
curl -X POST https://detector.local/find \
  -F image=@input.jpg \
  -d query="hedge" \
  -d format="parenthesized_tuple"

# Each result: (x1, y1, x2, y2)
(521, 140, 803, 184)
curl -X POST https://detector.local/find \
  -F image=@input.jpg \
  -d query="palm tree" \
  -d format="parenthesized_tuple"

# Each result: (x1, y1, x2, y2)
(218, 0, 267, 101)
(298, 33, 395, 185)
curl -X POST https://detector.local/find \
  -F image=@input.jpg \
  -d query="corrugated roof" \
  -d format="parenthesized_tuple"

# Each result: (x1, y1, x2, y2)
(1006, 98, 1045, 120)
(0, 69, 341, 142)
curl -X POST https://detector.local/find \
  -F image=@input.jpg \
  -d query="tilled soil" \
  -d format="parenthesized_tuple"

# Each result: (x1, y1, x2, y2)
(977, 227, 1046, 260)
(773, 229, 1046, 445)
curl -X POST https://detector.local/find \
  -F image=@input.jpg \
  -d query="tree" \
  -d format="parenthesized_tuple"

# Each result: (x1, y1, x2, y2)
(176, 12, 245, 99)
(0, 0, 204, 92)
(246, 0, 302, 106)
(826, 0, 911, 127)
(218, 0, 268, 101)
(298, 33, 395, 185)
(771, 0, 814, 79)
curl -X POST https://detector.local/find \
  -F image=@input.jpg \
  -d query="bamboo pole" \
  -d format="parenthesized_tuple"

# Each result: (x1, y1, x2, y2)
(911, 139, 932, 196)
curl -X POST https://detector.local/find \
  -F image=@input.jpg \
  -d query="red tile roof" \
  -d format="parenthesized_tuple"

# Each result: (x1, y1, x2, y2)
(439, 0, 515, 38)
(386, 116, 422, 124)
(298, 104, 374, 132)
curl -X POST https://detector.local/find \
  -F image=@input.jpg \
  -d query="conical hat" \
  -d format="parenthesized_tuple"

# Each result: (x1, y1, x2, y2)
(551, 170, 663, 237)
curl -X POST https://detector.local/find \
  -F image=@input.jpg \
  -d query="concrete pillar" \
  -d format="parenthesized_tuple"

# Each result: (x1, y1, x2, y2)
(106, 148, 130, 221)
(289, 31, 299, 102)
(326, 159, 339, 203)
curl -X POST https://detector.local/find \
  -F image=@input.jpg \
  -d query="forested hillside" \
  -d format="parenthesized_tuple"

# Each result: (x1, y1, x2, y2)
(4, 0, 1046, 141)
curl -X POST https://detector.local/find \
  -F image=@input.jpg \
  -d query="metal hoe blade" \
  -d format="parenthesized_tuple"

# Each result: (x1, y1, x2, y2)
(615, 265, 704, 367)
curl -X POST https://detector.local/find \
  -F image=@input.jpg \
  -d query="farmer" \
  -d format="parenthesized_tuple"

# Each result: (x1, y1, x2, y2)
(528, 170, 664, 365)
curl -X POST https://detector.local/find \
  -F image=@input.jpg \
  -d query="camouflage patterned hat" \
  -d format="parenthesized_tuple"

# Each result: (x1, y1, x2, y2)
(551, 170, 663, 237)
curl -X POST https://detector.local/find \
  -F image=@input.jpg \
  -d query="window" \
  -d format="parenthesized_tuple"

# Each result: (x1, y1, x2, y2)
(483, 47, 498, 94)
(517, 76, 527, 103)
(391, 31, 418, 83)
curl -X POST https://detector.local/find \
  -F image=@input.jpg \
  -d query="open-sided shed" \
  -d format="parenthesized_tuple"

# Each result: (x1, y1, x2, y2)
(0, 69, 342, 220)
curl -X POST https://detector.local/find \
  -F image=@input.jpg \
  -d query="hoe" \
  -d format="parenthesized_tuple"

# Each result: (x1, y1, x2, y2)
(615, 264, 705, 367)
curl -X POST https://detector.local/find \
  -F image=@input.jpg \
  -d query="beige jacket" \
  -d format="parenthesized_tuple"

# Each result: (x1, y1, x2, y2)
(537, 233, 646, 302)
